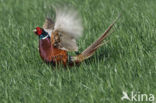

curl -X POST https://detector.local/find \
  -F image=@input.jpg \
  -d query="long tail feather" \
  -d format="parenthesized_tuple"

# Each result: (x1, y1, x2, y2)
(72, 15, 120, 62)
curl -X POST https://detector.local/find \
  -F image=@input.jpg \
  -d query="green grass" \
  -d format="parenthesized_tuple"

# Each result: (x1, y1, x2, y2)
(0, 0, 156, 103)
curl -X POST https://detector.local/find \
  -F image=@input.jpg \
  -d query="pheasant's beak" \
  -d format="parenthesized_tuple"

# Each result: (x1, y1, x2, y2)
(33, 29, 37, 33)
(33, 29, 38, 35)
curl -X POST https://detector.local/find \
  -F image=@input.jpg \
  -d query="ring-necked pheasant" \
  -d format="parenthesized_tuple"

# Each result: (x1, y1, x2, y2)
(34, 7, 119, 66)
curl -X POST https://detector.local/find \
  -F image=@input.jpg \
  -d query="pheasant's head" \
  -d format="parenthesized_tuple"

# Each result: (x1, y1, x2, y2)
(34, 27, 44, 36)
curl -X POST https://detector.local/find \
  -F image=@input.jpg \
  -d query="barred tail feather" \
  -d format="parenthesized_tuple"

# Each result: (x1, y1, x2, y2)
(72, 16, 120, 62)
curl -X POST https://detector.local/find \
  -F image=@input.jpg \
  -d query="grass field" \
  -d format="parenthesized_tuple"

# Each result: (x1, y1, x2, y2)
(0, 0, 156, 103)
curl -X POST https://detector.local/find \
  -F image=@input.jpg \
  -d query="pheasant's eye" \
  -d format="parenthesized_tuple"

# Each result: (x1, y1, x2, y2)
(36, 27, 42, 35)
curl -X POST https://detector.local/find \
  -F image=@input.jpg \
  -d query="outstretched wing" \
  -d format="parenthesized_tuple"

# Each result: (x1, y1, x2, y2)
(51, 7, 83, 51)
(43, 18, 54, 37)
(43, 18, 54, 29)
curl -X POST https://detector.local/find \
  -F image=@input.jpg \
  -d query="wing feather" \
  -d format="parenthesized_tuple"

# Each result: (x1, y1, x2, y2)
(59, 34, 78, 51)
(43, 18, 54, 37)
(53, 7, 83, 51)
(43, 18, 54, 29)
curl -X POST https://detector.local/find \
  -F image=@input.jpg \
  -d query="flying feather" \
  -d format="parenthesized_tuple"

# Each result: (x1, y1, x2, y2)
(51, 7, 83, 51)
(43, 18, 54, 37)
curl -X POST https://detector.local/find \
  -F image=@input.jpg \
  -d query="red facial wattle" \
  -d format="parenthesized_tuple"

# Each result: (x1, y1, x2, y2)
(36, 27, 43, 35)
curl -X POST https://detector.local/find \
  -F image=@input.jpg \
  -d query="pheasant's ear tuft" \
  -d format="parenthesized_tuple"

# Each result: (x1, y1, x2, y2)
(36, 27, 43, 35)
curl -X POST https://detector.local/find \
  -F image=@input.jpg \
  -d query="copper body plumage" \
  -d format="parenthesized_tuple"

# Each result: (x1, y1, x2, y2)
(39, 37, 68, 66)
